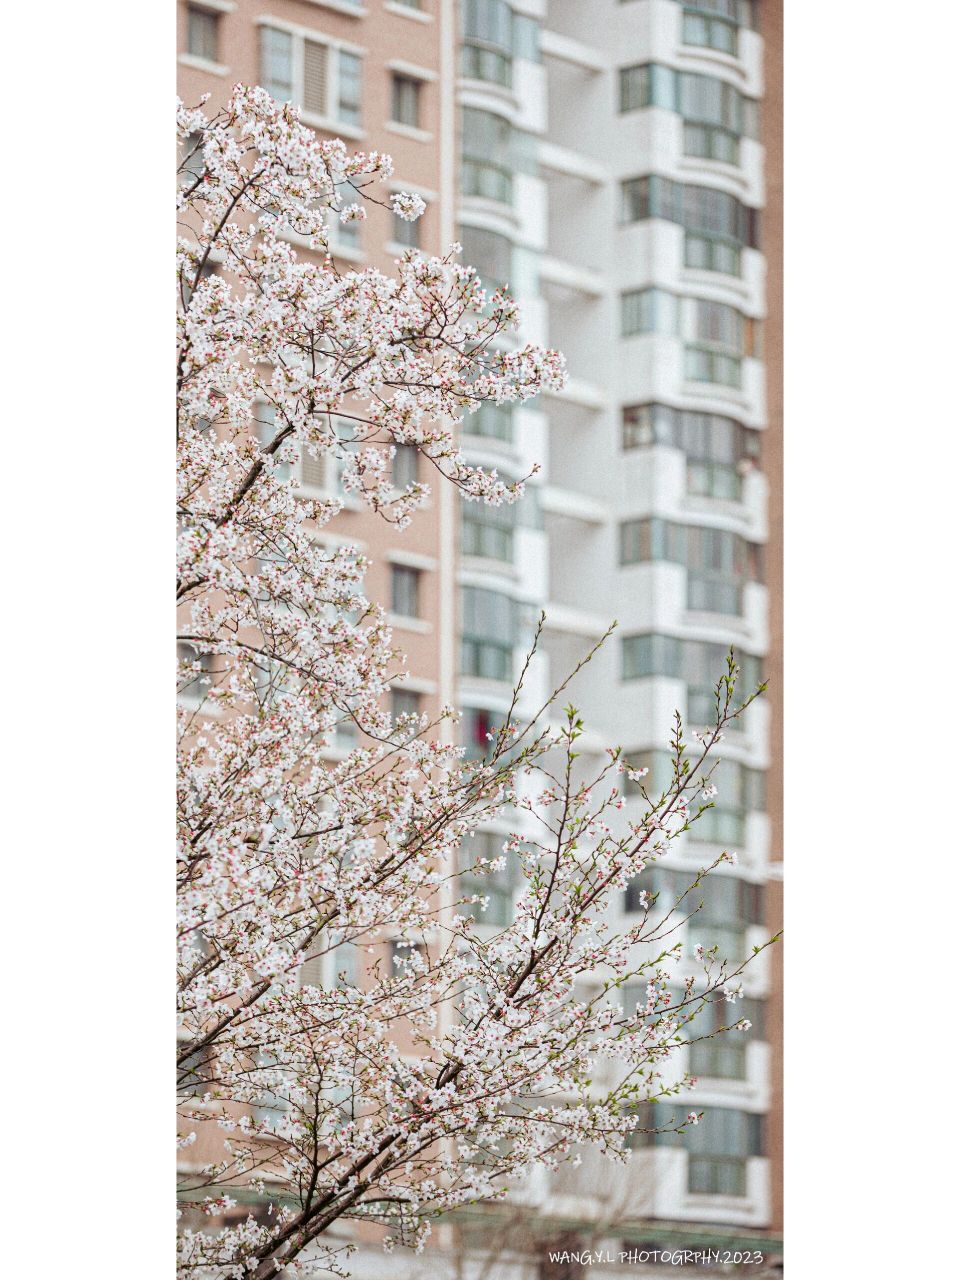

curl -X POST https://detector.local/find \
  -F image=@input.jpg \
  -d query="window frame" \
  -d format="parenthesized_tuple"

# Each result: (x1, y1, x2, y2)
(459, 829, 515, 927)
(461, 107, 515, 205)
(460, 586, 517, 681)
(463, 401, 513, 444)
(390, 564, 422, 619)
(186, 4, 220, 63)
(391, 686, 423, 721)
(620, 402, 759, 501)
(461, 706, 508, 761)
(393, 444, 420, 490)
(259, 22, 364, 130)
(390, 72, 422, 128)
(461, 497, 516, 563)
(461, 0, 514, 88)
(682, 6, 739, 57)
(391, 207, 421, 249)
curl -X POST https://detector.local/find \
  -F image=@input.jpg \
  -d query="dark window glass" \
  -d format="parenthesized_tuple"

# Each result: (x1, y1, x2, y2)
(462, 496, 516, 563)
(393, 445, 419, 489)
(391, 74, 421, 128)
(261, 27, 293, 102)
(461, 706, 507, 760)
(682, 6, 738, 55)
(187, 6, 219, 62)
(460, 829, 514, 925)
(461, 108, 514, 203)
(391, 687, 422, 721)
(465, 401, 513, 443)
(392, 209, 421, 249)
(689, 994, 765, 1079)
(621, 288, 679, 338)
(459, 225, 512, 289)
(391, 564, 421, 618)
(461, 0, 514, 86)
(461, 587, 517, 680)
(337, 51, 362, 127)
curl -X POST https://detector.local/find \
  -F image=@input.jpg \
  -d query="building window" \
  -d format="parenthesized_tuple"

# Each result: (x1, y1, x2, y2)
(621, 287, 679, 338)
(393, 444, 419, 489)
(392, 208, 421, 249)
(686, 525, 752, 614)
(338, 51, 362, 126)
(178, 1044, 215, 1098)
(685, 231, 740, 275)
(330, 210, 361, 254)
(177, 641, 214, 703)
(461, 0, 514, 87)
(254, 401, 293, 483)
(619, 63, 650, 113)
(621, 402, 669, 450)
(620, 632, 761, 725)
(253, 1050, 291, 1130)
(460, 830, 514, 926)
(682, 4, 738, 56)
(461, 706, 508, 761)
(621, 175, 759, 255)
(461, 108, 514, 204)
(689, 995, 764, 1080)
(625, 864, 763, 950)
(464, 401, 513, 443)
(683, 411, 755, 498)
(512, 13, 540, 61)
(261, 27, 362, 127)
(261, 26, 294, 102)
(298, 932, 358, 991)
(628, 1100, 763, 1195)
(391, 564, 421, 618)
(391, 687, 422, 721)
(687, 1107, 764, 1196)
(187, 5, 219, 63)
(687, 865, 764, 951)
(179, 131, 205, 183)
(462, 496, 516, 563)
(621, 403, 759, 500)
(461, 586, 517, 681)
(617, 63, 757, 167)
(680, 70, 752, 163)
(391, 74, 422, 128)
(618, 518, 762, 616)
(685, 298, 758, 389)
(459, 224, 512, 290)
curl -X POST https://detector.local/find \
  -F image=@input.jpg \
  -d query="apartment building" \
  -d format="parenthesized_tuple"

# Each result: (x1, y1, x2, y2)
(177, 0, 782, 1272)
(178, 0, 458, 735)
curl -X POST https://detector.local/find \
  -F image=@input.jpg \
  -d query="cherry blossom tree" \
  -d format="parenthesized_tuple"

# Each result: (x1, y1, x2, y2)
(176, 86, 770, 1280)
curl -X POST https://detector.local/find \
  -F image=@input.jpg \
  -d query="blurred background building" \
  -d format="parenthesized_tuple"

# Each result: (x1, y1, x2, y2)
(178, 0, 782, 1273)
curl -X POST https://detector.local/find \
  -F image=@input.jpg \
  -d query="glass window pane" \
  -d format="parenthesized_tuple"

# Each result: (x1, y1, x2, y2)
(391, 565, 420, 617)
(392, 208, 420, 249)
(619, 64, 650, 113)
(261, 27, 293, 102)
(188, 7, 218, 62)
(391, 75, 420, 127)
(338, 51, 362, 126)
(394, 445, 419, 489)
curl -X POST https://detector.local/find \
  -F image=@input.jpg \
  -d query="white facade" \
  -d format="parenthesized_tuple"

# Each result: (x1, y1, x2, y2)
(454, 0, 777, 1270)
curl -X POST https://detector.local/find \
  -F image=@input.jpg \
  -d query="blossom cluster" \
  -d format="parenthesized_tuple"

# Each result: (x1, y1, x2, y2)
(176, 87, 766, 1280)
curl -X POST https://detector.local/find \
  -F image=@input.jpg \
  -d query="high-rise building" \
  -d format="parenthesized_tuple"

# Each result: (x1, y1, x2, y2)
(178, 0, 459, 739)
(178, 0, 782, 1271)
